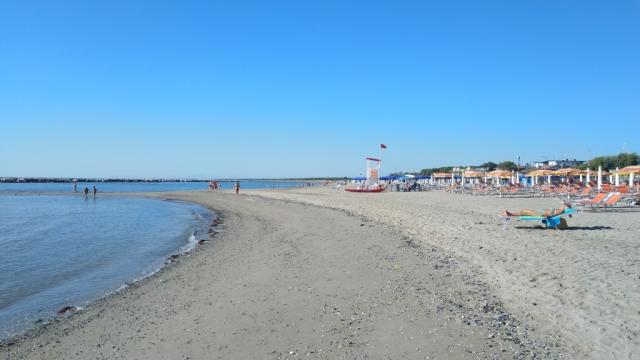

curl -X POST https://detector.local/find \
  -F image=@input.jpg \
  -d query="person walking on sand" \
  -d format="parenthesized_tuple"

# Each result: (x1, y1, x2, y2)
(92, 186, 97, 198)
(234, 181, 240, 195)
(83, 186, 89, 198)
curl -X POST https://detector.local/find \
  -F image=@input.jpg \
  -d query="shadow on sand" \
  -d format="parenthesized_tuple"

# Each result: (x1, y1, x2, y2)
(515, 225, 613, 231)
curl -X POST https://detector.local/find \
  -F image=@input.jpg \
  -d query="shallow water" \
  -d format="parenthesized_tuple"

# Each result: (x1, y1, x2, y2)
(0, 181, 307, 193)
(0, 195, 214, 339)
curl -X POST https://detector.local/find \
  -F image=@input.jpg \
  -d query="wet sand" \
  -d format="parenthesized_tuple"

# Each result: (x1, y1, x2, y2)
(1, 190, 559, 359)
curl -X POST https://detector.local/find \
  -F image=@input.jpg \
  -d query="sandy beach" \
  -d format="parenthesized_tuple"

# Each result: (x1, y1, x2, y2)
(241, 187, 640, 359)
(1, 188, 637, 359)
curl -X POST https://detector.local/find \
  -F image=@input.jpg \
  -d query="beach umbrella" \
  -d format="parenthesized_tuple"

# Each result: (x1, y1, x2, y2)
(463, 170, 483, 178)
(486, 170, 511, 178)
(451, 172, 454, 185)
(616, 166, 636, 187)
(618, 165, 640, 175)
(486, 170, 510, 187)
(528, 169, 553, 186)
(586, 168, 591, 183)
(615, 167, 620, 186)
(621, 166, 639, 187)
(552, 168, 578, 176)
(569, 169, 587, 182)
(527, 169, 553, 177)
(553, 168, 577, 182)
(597, 166, 602, 190)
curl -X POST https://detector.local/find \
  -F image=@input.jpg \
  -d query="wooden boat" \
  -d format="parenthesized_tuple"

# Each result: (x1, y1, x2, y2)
(345, 186, 386, 193)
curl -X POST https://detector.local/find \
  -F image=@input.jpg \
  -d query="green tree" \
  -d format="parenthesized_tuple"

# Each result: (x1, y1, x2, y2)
(497, 161, 518, 171)
(587, 152, 638, 170)
(480, 162, 497, 171)
(617, 152, 639, 167)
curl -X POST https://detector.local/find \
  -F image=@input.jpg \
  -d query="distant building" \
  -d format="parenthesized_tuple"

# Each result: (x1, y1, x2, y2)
(534, 159, 585, 169)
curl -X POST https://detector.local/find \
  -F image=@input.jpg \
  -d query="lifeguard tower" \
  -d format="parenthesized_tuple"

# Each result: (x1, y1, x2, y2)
(346, 157, 385, 193)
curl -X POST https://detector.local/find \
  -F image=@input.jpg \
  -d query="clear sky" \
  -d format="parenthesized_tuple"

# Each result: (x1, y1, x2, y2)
(1, 1, 638, 178)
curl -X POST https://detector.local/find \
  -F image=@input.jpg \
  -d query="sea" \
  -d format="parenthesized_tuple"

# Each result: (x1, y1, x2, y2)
(0, 180, 305, 340)
(0, 180, 307, 193)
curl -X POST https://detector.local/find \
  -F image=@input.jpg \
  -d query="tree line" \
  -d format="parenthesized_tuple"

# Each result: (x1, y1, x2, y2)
(579, 152, 639, 170)
(390, 152, 638, 176)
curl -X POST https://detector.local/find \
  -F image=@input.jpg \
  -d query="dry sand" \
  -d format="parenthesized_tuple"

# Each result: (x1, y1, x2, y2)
(2, 187, 637, 359)
(241, 187, 640, 360)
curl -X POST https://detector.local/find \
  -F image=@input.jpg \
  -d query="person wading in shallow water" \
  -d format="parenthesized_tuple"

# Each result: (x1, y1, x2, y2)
(234, 181, 240, 195)
(83, 186, 89, 198)
(93, 186, 97, 198)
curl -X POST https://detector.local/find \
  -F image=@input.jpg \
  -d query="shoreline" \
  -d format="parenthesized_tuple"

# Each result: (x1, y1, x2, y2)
(2, 190, 560, 359)
(0, 194, 221, 344)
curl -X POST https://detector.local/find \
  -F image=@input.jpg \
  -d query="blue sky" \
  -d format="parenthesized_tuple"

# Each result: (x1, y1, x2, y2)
(1, 1, 638, 178)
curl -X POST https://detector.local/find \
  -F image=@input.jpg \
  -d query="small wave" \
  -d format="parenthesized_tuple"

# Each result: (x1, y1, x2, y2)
(192, 210, 206, 221)
(181, 231, 199, 254)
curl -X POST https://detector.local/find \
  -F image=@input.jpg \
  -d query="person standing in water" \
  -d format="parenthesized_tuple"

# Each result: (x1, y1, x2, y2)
(83, 186, 89, 198)
(92, 186, 97, 198)
(73, 181, 77, 192)
(234, 181, 240, 195)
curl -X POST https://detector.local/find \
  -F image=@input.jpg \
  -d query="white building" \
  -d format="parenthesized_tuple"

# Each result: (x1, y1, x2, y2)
(534, 159, 585, 169)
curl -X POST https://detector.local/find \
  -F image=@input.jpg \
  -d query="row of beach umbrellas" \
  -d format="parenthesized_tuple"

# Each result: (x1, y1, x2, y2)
(428, 166, 640, 190)
(429, 166, 640, 178)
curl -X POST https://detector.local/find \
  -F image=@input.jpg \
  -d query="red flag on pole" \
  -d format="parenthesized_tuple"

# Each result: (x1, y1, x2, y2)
(380, 144, 387, 149)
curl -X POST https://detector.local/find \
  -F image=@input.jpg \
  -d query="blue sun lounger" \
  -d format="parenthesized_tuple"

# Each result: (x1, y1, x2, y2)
(501, 208, 577, 229)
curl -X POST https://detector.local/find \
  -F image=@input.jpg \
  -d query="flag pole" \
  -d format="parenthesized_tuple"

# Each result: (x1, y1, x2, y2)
(379, 146, 383, 187)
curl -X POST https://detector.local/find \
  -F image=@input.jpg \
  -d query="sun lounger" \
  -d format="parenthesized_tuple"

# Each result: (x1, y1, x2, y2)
(589, 192, 636, 211)
(500, 207, 576, 230)
(576, 187, 592, 198)
(574, 192, 610, 210)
